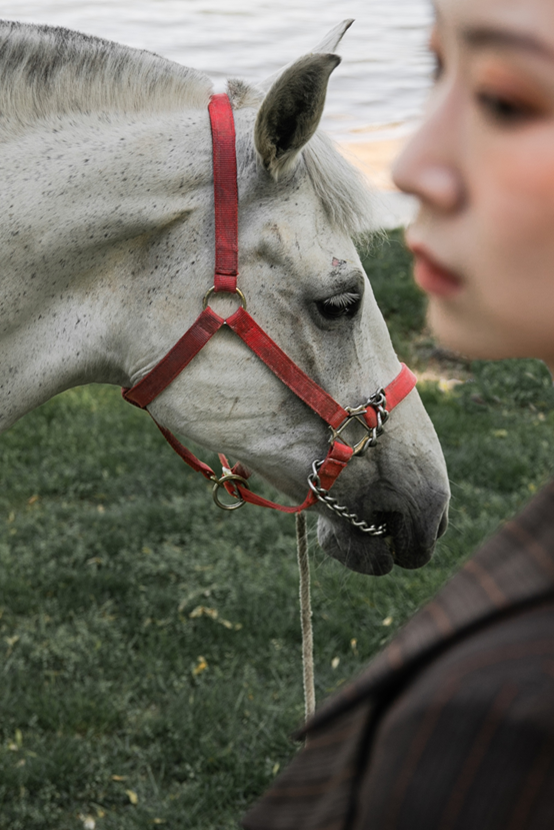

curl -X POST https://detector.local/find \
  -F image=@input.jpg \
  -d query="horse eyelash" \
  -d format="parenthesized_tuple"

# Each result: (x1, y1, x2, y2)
(322, 291, 361, 309)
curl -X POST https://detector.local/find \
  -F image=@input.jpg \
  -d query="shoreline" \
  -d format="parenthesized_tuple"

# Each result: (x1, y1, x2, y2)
(337, 135, 408, 192)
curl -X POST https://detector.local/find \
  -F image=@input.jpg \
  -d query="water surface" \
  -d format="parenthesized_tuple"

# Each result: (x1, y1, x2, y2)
(0, 0, 434, 140)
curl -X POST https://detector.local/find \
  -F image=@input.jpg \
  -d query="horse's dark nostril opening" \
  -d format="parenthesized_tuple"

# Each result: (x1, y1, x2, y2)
(437, 508, 449, 539)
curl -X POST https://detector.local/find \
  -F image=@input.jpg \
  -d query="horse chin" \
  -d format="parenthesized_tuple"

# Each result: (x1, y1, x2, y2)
(317, 514, 435, 576)
(317, 517, 395, 575)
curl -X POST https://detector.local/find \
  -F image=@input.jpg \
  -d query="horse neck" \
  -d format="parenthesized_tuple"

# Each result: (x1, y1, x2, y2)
(0, 110, 212, 433)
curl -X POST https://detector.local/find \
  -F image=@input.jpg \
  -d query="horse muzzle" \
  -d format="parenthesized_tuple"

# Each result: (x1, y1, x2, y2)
(316, 482, 450, 575)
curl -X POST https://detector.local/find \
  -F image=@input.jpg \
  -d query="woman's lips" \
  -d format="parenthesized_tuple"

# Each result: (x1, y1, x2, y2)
(411, 247, 463, 298)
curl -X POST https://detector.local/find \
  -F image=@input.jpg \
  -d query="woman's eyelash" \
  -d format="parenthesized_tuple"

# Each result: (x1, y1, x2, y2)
(477, 92, 536, 123)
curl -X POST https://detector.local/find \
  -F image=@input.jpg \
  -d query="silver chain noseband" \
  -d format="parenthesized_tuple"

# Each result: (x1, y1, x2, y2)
(307, 389, 390, 536)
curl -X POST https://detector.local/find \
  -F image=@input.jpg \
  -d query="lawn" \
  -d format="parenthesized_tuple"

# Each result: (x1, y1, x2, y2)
(1, 231, 553, 829)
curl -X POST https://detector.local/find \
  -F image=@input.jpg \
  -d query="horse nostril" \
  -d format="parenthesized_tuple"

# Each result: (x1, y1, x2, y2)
(437, 508, 449, 539)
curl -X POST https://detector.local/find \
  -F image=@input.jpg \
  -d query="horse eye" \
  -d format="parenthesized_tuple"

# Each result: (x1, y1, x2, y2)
(316, 291, 362, 321)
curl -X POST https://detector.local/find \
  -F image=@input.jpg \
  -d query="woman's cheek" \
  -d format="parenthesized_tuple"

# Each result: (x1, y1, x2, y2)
(480, 130, 554, 240)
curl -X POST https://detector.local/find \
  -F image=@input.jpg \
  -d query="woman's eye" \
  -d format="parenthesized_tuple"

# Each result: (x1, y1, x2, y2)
(316, 291, 362, 321)
(477, 91, 537, 125)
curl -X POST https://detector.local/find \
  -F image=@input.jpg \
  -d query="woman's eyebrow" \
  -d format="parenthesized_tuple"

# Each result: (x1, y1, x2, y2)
(462, 26, 554, 62)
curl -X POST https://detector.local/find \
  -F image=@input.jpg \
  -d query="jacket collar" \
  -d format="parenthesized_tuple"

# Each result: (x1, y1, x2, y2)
(302, 479, 554, 736)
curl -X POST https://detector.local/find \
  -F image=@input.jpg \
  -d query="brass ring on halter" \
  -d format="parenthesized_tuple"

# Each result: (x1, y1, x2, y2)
(212, 473, 250, 511)
(203, 286, 247, 311)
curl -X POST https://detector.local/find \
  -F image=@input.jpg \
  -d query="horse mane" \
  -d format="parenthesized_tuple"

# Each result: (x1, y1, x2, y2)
(0, 20, 375, 236)
(0, 20, 214, 138)
(302, 131, 378, 238)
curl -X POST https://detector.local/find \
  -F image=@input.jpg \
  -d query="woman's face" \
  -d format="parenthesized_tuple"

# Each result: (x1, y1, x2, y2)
(393, 0, 554, 371)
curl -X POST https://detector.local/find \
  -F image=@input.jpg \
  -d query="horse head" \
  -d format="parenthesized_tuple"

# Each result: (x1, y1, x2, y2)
(0, 19, 449, 575)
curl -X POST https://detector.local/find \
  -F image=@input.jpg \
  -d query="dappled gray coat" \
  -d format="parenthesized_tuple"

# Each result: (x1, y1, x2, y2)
(243, 481, 554, 830)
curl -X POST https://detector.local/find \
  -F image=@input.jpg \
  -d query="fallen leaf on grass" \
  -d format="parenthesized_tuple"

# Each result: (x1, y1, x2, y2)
(126, 789, 138, 805)
(189, 606, 218, 620)
(111, 774, 126, 781)
(27, 495, 39, 505)
(382, 616, 393, 627)
(331, 657, 340, 670)
(188, 606, 241, 630)
(193, 656, 208, 676)
(438, 378, 462, 394)
(8, 729, 22, 751)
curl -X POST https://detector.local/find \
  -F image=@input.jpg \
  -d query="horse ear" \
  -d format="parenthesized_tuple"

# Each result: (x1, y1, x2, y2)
(254, 53, 341, 179)
(257, 19, 353, 95)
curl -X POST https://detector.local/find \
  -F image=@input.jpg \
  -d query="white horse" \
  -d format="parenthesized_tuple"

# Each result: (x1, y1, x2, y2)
(0, 19, 450, 575)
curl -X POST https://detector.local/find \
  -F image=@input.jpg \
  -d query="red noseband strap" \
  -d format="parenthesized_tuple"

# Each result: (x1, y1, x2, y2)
(122, 93, 417, 514)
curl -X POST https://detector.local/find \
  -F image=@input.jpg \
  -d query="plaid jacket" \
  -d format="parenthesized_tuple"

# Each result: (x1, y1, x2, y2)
(243, 480, 554, 830)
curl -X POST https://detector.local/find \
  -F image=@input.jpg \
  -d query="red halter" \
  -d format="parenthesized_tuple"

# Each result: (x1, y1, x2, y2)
(122, 94, 417, 525)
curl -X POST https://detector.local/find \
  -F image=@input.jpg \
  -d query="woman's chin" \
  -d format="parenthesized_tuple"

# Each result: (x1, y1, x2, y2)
(426, 304, 482, 360)
(426, 307, 520, 362)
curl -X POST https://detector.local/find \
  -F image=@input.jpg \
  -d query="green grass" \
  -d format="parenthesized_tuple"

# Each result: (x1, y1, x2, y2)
(0, 231, 553, 828)
(361, 229, 429, 364)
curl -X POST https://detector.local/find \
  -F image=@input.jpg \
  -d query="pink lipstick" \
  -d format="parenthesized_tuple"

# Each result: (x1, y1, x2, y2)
(410, 246, 463, 299)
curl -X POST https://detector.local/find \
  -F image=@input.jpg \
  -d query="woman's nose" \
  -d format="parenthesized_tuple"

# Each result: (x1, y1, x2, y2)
(392, 86, 465, 213)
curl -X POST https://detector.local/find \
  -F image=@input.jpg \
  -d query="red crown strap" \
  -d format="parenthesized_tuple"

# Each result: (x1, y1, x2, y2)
(208, 94, 239, 293)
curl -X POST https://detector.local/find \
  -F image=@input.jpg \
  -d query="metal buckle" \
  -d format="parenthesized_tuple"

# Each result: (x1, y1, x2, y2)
(203, 286, 247, 311)
(211, 472, 250, 510)
(329, 390, 389, 457)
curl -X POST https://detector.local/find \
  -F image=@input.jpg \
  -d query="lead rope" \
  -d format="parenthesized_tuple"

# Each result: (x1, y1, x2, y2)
(296, 512, 315, 720)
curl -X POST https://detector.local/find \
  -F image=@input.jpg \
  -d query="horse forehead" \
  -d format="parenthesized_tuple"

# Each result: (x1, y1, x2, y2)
(243, 184, 351, 263)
